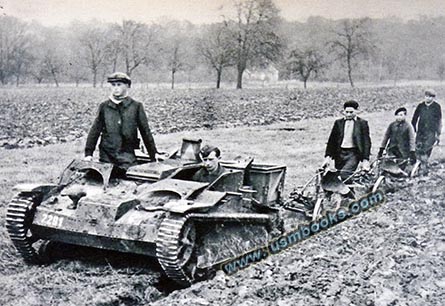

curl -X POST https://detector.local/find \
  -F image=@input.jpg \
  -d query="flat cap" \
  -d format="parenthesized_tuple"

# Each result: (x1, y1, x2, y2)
(394, 107, 407, 115)
(107, 72, 131, 87)
(343, 100, 359, 109)
(425, 89, 436, 97)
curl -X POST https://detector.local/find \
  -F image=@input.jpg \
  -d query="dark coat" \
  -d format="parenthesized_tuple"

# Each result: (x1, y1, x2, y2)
(411, 101, 442, 137)
(325, 117, 371, 162)
(380, 120, 415, 158)
(85, 97, 157, 164)
(192, 165, 226, 183)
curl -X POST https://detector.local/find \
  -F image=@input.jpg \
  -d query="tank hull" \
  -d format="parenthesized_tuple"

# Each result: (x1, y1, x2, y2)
(6, 139, 287, 287)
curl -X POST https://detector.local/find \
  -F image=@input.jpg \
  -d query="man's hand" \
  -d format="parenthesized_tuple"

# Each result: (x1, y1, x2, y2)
(321, 156, 333, 169)
(360, 159, 370, 172)
(155, 152, 169, 162)
(84, 156, 93, 161)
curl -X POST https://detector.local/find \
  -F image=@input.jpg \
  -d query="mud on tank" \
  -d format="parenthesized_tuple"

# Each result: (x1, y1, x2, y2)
(6, 138, 286, 286)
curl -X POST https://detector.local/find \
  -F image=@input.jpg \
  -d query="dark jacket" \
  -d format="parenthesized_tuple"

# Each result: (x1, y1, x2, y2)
(85, 97, 157, 163)
(411, 101, 442, 136)
(325, 117, 371, 162)
(380, 120, 415, 158)
(192, 165, 226, 183)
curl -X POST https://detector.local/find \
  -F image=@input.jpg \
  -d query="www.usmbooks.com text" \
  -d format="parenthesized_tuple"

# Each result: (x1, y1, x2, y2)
(221, 189, 385, 275)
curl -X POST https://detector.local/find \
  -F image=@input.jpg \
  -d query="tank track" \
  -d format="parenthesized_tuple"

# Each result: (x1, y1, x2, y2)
(5, 193, 40, 263)
(156, 214, 195, 287)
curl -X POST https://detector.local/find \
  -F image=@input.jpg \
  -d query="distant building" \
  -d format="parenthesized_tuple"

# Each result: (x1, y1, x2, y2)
(244, 65, 279, 83)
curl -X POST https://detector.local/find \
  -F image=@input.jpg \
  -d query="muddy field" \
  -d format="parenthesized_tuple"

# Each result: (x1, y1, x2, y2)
(151, 160, 445, 306)
(1, 151, 444, 306)
(0, 86, 444, 305)
(1, 85, 443, 149)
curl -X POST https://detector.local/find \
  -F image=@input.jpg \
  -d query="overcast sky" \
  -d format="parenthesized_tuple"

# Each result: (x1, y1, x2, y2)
(2, 0, 445, 26)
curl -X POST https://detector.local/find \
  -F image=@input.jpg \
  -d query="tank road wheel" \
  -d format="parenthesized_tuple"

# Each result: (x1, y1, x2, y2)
(5, 193, 41, 263)
(156, 214, 197, 287)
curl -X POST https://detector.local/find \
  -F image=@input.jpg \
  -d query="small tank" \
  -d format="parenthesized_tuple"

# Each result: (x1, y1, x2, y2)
(6, 139, 286, 286)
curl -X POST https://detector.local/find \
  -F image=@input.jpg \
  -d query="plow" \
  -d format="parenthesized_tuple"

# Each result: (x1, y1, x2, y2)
(285, 154, 421, 220)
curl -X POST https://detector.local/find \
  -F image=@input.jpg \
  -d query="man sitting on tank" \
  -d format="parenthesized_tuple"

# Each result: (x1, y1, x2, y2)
(192, 145, 227, 183)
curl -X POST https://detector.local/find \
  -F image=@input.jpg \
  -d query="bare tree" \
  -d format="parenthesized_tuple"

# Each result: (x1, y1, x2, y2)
(158, 21, 193, 89)
(382, 49, 409, 86)
(31, 28, 67, 87)
(169, 40, 183, 89)
(287, 48, 324, 89)
(43, 54, 61, 87)
(76, 22, 110, 87)
(11, 46, 33, 86)
(67, 52, 88, 87)
(197, 23, 235, 88)
(114, 20, 159, 76)
(330, 18, 375, 87)
(0, 16, 32, 85)
(226, 0, 282, 89)
(105, 31, 121, 73)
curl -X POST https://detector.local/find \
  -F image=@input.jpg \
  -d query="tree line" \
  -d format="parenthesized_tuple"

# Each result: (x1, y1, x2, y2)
(1, 0, 445, 89)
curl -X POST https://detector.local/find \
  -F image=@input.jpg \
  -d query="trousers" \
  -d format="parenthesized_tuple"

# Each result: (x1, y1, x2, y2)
(335, 148, 360, 180)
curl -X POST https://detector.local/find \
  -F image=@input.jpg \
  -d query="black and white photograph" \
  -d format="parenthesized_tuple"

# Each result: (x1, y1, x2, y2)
(0, 0, 444, 305)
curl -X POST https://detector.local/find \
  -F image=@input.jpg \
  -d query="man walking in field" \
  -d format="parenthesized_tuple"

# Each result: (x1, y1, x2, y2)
(322, 100, 371, 180)
(411, 89, 442, 170)
(84, 72, 160, 170)
(378, 107, 416, 163)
